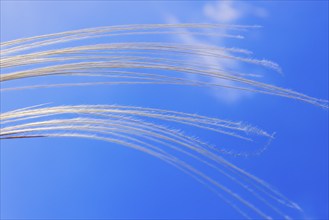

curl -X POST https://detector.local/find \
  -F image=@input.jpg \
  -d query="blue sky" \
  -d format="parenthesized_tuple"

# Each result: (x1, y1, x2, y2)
(1, 1, 328, 219)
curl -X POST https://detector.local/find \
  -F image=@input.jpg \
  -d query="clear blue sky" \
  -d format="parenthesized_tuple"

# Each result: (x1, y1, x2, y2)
(1, 1, 328, 219)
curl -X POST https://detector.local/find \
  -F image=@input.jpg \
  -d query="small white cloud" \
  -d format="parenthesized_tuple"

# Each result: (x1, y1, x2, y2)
(204, 1, 241, 23)
(163, 1, 268, 104)
(164, 15, 251, 104)
(203, 1, 268, 23)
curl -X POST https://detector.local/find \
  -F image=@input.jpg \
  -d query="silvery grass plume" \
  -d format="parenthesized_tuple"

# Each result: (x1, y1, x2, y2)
(1, 24, 328, 108)
(0, 24, 327, 219)
(0, 105, 297, 220)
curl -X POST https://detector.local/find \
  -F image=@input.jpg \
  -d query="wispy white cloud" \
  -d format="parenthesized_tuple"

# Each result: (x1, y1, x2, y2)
(204, 1, 268, 23)
(164, 1, 269, 104)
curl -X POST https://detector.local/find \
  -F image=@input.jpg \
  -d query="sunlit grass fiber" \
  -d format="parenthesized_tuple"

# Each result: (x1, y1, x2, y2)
(0, 24, 327, 219)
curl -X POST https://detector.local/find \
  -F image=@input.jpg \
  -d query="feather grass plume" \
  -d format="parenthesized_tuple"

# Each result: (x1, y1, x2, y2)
(0, 24, 327, 219)
(0, 104, 298, 219)
(1, 24, 328, 108)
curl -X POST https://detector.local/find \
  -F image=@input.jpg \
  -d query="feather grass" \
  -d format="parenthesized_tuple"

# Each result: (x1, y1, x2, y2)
(1, 23, 327, 219)
(1, 31, 327, 108)
(0, 104, 299, 219)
